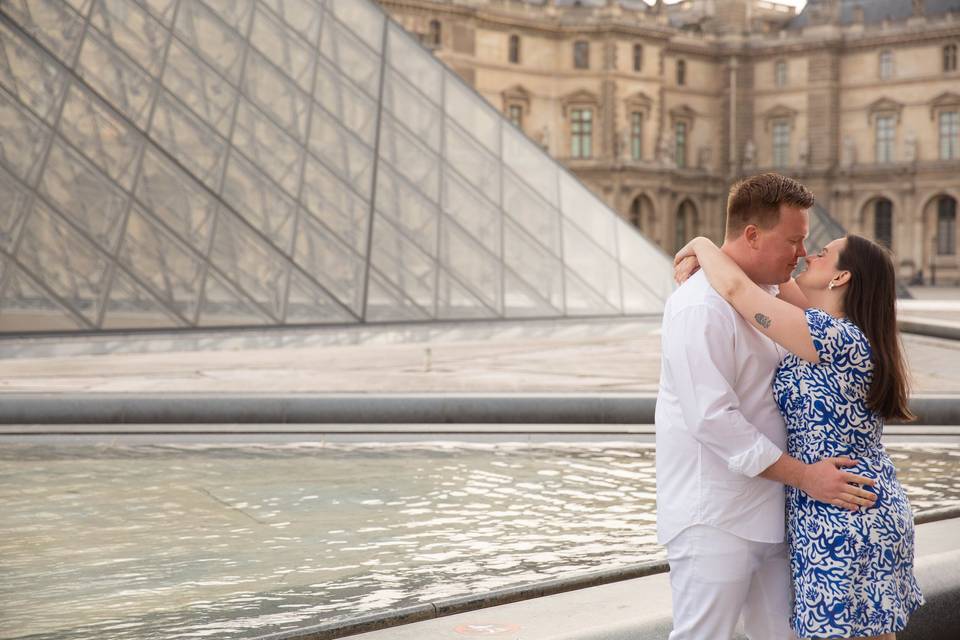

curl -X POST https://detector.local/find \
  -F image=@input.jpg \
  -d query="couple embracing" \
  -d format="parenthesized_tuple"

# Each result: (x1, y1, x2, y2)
(655, 173, 923, 640)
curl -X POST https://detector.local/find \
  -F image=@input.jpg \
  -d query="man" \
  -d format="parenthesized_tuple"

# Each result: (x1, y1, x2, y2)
(655, 174, 878, 639)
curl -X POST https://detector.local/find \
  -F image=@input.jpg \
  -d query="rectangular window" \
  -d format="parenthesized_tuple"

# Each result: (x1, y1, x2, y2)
(772, 120, 790, 167)
(633, 44, 643, 72)
(875, 115, 895, 163)
(879, 50, 893, 79)
(775, 61, 787, 87)
(675, 121, 687, 168)
(571, 108, 592, 159)
(945, 44, 958, 72)
(508, 104, 523, 129)
(940, 111, 959, 160)
(676, 59, 686, 86)
(938, 198, 957, 255)
(509, 35, 520, 64)
(574, 41, 589, 70)
(631, 111, 643, 160)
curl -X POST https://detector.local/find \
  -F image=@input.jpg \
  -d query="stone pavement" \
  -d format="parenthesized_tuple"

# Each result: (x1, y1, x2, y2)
(0, 303, 957, 396)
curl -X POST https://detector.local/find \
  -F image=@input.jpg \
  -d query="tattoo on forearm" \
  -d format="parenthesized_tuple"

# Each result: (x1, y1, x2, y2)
(755, 313, 772, 329)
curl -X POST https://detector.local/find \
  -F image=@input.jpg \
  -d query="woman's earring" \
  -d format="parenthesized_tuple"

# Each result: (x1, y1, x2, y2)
(828, 281, 835, 290)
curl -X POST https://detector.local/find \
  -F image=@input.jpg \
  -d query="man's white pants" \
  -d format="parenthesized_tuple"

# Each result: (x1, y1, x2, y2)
(666, 525, 795, 640)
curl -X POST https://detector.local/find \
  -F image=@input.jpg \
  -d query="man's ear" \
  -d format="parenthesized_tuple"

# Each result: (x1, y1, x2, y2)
(743, 224, 760, 249)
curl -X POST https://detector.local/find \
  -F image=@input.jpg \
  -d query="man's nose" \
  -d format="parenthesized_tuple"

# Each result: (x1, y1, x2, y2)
(797, 243, 807, 258)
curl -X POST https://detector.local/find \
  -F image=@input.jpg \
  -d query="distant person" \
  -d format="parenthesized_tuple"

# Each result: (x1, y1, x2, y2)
(655, 173, 883, 640)
(674, 210, 923, 634)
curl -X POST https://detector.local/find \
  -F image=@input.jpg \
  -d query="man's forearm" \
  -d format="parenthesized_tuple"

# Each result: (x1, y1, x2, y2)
(758, 452, 806, 489)
(760, 452, 878, 511)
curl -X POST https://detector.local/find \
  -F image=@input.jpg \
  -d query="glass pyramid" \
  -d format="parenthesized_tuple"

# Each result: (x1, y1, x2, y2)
(0, 0, 676, 334)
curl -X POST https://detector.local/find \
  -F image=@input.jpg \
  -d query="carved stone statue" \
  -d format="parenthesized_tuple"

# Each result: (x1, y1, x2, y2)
(841, 135, 857, 167)
(798, 138, 810, 166)
(913, 0, 925, 17)
(904, 131, 918, 162)
(535, 125, 550, 153)
(742, 139, 756, 168)
(697, 145, 712, 169)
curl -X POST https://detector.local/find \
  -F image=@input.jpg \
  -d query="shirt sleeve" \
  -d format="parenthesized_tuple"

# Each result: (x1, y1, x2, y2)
(662, 304, 783, 477)
(805, 308, 851, 364)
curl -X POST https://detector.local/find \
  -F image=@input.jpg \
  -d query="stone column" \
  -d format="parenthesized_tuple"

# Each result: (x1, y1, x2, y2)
(806, 47, 841, 170)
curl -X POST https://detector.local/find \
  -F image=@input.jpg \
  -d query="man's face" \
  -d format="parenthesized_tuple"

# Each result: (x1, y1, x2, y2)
(754, 204, 809, 284)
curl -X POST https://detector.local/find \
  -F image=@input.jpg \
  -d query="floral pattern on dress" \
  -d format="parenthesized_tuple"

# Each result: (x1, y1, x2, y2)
(772, 308, 923, 638)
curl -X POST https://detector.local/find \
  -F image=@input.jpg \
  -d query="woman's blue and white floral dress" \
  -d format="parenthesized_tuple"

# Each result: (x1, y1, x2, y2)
(772, 308, 923, 639)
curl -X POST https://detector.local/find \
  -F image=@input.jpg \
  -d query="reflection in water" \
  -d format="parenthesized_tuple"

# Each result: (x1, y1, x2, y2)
(1, 442, 957, 639)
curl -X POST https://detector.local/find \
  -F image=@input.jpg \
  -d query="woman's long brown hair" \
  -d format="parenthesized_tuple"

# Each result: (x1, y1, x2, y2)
(836, 235, 915, 421)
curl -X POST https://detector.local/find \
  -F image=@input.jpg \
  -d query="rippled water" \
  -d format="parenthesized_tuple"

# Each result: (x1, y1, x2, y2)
(2, 442, 958, 640)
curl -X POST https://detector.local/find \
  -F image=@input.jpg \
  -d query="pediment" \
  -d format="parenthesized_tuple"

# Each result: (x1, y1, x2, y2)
(867, 97, 904, 123)
(502, 84, 532, 101)
(930, 91, 960, 119)
(668, 104, 697, 121)
(560, 88, 600, 116)
(762, 104, 798, 120)
(624, 91, 654, 111)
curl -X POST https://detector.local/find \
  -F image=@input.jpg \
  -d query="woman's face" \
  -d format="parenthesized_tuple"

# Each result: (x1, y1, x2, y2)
(796, 237, 847, 291)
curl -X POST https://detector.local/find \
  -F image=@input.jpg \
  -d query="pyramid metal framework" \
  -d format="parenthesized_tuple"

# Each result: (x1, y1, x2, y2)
(0, 0, 680, 334)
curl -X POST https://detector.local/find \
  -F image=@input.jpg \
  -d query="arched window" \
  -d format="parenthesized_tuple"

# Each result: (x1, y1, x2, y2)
(429, 20, 442, 47)
(874, 199, 893, 249)
(509, 34, 521, 64)
(676, 59, 686, 86)
(633, 44, 643, 72)
(944, 44, 958, 72)
(937, 196, 957, 255)
(630, 196, 642, 229)
(675, 200, 697, 251)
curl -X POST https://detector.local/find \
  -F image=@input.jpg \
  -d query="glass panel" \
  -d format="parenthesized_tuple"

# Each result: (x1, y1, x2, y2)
(379, 113, 440, 202)
(262, 0, 324, 46)
(175, 0, 246, 86)
(0, 165, 32, 251)
(308, 107, 374, 198)
(503, 169, 561, 255)
(208, 212, 288, 320)
(320, 15, 381, 98)
(16, 201, 111, 325)
(616, 217, 674, 302)
(76, 29, 157, 129)
(136, 0, 177, 27)
(0, 89, 50, 186)
(502, 124, 558, 206)
(562, 218, 621, 311)
(117, 207, 206, 321)
(63, 0, 94, 16)
(384, 69, 440, 151)
(149, 91, 227, 191)
(436, 268, 497, 320)
(386, 23, 441, 104)
(242, 49, 310, 144)
(445, 76, 499, 154)
(564, 268, 619, 317)
(249, 6, 314, 92)
(293, 210, 365, 315)
(60, 84, 144, 190)
(0, 265, 85, 332)
(503, 218, 563, 312)
(285, 266, 355, 324)
(620, 267, 662, 315)
(329, 0, 384, 54)
(197, 270, 272, 326)
(201, 0, 254, 34)
(1, 0, 86, 65)
(101, 268, 183, 329)
(376, 164, 438, 256)
(162, 40, 237, 138)
(136, 148, 218, 254)
(221, 151, 299, 253)
(370, 214, 436, 316)
(558, 171, 617, 257)
(364, 268, 430, 322)
(231, 99, 304, 197)
(39, 140, 129, 252)
(300, 154, 369, 255)
(315, 56, 377, 147)
(438, 216, 501, 313)
(90, 0, 169, 77)
(445, 118, 499, 200)
(0, 22, 69, 124)
(442, 167, 500, 253)
(503, 270, 560, 318)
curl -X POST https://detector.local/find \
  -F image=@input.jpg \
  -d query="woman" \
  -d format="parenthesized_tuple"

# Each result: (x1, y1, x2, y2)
(674, 234, 923, 640)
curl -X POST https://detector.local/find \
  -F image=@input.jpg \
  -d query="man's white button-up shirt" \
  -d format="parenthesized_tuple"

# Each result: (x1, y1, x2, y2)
(655, 270, 787, 546)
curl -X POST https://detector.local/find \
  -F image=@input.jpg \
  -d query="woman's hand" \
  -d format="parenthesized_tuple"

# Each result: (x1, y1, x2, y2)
(674, 255, 700, 284)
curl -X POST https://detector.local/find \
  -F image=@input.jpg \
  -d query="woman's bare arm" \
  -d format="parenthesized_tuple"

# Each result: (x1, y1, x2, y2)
(676, 237, 819, 363)
(777, 277, 810, 309)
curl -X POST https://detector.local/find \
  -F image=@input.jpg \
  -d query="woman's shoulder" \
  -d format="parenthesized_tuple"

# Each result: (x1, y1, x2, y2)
(804, 307, 872, 361)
